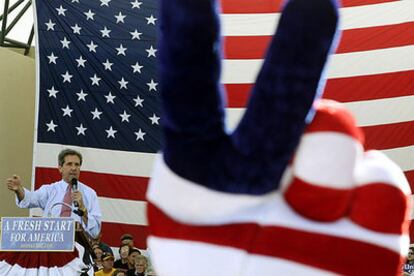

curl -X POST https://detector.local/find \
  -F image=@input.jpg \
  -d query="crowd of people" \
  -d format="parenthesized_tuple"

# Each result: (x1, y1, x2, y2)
(92, 233, 156, 276)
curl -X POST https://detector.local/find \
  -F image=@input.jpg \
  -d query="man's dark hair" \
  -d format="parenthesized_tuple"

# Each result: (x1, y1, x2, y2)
(120, 233, 134, 241)
(128, 247, 141, 256)
(118, 243, 131, 254)
(58, 148, 83, 166)
(112, 270, 126, 276)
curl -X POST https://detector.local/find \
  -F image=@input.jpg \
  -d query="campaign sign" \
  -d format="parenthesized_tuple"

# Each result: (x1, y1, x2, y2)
(0, 217, 75, 251)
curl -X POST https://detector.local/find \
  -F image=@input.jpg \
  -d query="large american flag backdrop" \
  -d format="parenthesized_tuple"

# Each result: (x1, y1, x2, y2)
(32, 0, 414, 250)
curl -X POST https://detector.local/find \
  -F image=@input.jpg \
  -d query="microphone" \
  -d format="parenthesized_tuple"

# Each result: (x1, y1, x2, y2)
(71, 177, 79, 207)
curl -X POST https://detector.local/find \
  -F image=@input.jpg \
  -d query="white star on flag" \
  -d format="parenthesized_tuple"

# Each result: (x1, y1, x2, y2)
(56, 5, 67, 16)
(76, 124, 87, 135)
(116, 44, 127, 56)
(45, 19, 56, 30)
(61, 71, 73, 83)
(60, 37, 70, 49)
(61, 105, 74, 117)
(130, 0, 142, 9)
(91, 108, 103, 120)
(76, 56, 87, 67)
(71, 24, 82, 34)
(134, 128, 146, 141)
(147, 79, 158, 91)
(90, 74, 101, 86)
(76, 89, 88, 101)
(105, 126, 117, 138)
(131, 62, 143, 73)
(133, 95, 144, 107)
(87, 41, 98, 52)
(115, 12, 126, 23)
(149, 113, 160, 125)
(46, 120, 58, 132)
(118, 78, 129, 89)
(100, 27, 111, 38)
(102, 59, 113, 71)
(47, 52, 58, 64)
(146, 46, 157, 57)
(130, 29, 142, 40)
(119, 110, 131, 122)
(100, 0, 111, 6)
(84, 9, 95, 20)
(146, 15, 157, 25)
(47, 86, 59, 98)
(105, 92, 116, 104)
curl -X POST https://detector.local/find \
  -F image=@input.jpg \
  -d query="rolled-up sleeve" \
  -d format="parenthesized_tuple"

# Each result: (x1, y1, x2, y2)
(16, 187, 48, 210)
(83, 190, 102, 239)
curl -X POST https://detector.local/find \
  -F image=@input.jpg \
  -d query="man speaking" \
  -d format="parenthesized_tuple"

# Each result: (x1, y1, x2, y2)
(5, 148, 102, 239)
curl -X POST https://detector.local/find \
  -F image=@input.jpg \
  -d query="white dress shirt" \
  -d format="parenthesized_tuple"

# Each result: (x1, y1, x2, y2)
(16, 179, 102, 238)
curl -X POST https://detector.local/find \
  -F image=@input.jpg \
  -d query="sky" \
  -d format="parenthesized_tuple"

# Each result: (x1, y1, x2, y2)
(0, 0, 35, 45)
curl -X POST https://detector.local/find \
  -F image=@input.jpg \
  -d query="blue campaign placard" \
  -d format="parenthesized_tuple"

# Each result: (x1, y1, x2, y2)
(0, 217, 75, 252)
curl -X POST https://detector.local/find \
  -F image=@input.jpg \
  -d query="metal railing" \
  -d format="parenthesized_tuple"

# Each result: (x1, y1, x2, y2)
(0, 0, 34, 55)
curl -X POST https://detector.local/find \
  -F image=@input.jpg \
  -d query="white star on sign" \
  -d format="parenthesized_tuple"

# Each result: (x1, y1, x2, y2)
(149, 113, 160, 125)
(71, 24, 82, 34)
(90, 74, 101, 86)
(60, 37, 70, 49)
(115, 12, 126, 23)
(46, 120, 58, 132)
(61, 71, 73, 83)
(147, 79, 158, 91)
(119, 110, 131, 122)
(76, 89, 88, 101)
(100, 26, 111, 38)
(105, 92, 116, 104)
(76, 124, 87, 136)
(130, 29, 142, 40)
(61, 105, 73, 117)
(134, 129, 146, 141)
(45, 19, 56, 30)
(84, 9, 95, 20)
(116, 44, 127, 56)
(146, 45, 157, 57)
(133, 95, 144, 107)
(105, 126, 117, 138)
(76, 56, 87, 67)
(146, 14, 157, 25)
(56, 5, 67, 16)
(47, 86, 59, 98)
(86, 41, 98, 52)
(102, 59, 113, 71)
(118, 78, 128, 89)
(91, 108, 102, 120)
(47, 52, 58, 64)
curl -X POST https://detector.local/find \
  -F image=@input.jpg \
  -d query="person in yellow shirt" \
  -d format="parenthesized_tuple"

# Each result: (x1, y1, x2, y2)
(95, 252, 116, 276)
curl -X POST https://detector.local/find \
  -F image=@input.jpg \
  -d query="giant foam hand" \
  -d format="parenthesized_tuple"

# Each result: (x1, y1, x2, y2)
(146, 0, 412, 275)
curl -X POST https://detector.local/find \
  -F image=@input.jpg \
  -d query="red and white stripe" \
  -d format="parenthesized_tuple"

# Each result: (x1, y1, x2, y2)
(147, 100, 412, 275)
(31, 0, 414, 249)
(0, 243, 89, 276)
(147, 158, 410, 274)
